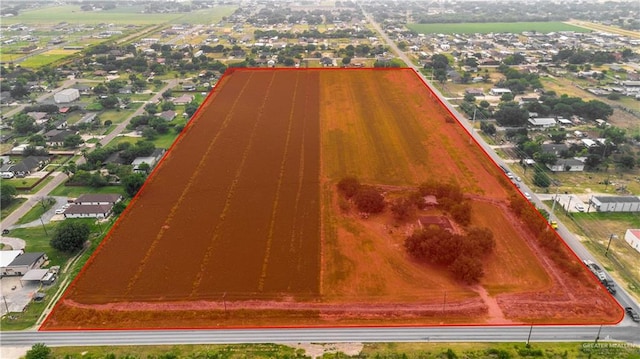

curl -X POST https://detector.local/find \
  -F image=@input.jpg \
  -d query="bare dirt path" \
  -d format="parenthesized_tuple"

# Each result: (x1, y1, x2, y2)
(471, 285, 512, 324)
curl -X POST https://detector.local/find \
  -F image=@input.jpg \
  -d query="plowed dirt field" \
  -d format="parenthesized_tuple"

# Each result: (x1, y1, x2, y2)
(42, 69, 622, 330)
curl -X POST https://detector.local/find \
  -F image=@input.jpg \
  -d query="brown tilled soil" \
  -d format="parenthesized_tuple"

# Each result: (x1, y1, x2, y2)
(41, 69, 622, 330)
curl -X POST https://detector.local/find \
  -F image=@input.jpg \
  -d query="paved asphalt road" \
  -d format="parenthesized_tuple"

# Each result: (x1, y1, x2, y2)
(1, 325, 639, 347)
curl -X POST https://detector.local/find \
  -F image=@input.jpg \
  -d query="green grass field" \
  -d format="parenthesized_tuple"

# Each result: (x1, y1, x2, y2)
(43, 342, 640, 359)
(18, 53, 73, 69)
(49, 184, 126, 198)
(2, 5, 236, 25)
(407, 22, 589, 34)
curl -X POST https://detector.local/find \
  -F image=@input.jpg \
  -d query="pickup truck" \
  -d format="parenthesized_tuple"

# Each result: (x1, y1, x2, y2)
(625, 307, 640, 322)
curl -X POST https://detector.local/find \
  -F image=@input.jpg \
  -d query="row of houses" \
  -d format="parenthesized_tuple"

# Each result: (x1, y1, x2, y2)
(61, 193, 123, 219)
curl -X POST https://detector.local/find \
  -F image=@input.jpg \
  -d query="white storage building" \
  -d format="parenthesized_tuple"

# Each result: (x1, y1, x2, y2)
(624, 229, 640, 254)
(589, 196, 640, 212)
(53, 88, 80, 103)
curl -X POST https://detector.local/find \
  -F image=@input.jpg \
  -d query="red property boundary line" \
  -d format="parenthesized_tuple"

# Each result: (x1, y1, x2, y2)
(40, 67, 624, 331)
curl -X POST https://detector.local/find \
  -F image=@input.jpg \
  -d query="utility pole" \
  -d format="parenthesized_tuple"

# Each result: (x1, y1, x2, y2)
(605, 234, 618, 257)
(39, 215, 48, 236)
(526, 324, 533, 346)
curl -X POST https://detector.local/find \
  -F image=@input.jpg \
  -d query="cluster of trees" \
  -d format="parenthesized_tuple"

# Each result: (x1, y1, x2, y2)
(417, 181, 472, 226)
(65, 141, 155, 194)
(337, 177, 385, 214)
(552, 48, 618, 65)
(0, 182, 17, 208)
(423, 54, 450, 84)
(405, 226, 495, 284)
(527, 92, 613, 122)
(495, 64, 542, 94)
(50, 221, 91, 253)
(508, 195, 583, 277)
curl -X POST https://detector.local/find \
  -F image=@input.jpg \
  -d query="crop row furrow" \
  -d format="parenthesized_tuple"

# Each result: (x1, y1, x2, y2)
(123, 72, 256, 295)
(190, 71, 278, 296)
(258, 72, 301, 292)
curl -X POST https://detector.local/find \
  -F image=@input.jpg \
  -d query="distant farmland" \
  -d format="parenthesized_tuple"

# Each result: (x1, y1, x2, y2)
(407, 22, 589, 34)
(1, 5, 236, 25)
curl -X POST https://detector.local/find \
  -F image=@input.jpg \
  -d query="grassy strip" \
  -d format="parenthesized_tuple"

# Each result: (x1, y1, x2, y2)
(49, 184, 126, 198)
(407, 22, 589, 34)
(45, 342, 640, 359)
(15, 197, 56, 225)
(0, 198, 27, 221)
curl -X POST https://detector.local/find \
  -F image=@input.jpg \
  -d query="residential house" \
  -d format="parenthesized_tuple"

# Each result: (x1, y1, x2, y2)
(0, 156, 50, 178)
(464, 88, 484, 97)
(44, 129, 76, 146)
(546, 158, 585, 172)
(63, 193, 123, 219)
(489, 88, 512, 96)
(79, 113, 97, 124)
(528, 117, 557, 128)
(27, 112, 48, 125)
(182, 82, 196, 91)
(75, 193, 123, 206)
(541, 143, 569, 156)
(157, 110, 176, 122)
(63, 204, 114, 219)
(173, 94, 193, 105)
(132, 148, 165, 173)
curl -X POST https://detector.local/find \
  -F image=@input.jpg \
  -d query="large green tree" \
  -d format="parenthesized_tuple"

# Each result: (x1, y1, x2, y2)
(0, 182, 17, 207)
(25, 343, 51, 359)
(50, 221, 91, 253)
(121, 172, 147, 197)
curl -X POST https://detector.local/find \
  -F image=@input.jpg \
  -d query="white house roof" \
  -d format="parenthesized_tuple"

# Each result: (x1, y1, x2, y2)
(0, 250, 23, 267)
(528, 118, 556, 126)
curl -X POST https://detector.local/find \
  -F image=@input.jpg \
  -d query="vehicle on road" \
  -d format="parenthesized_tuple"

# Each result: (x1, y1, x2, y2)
(524, 192, 532, 201)
(549, 220, 558, 229)
(55, 208, 65, 214)
(625, 307, 640, 322)
(575, 204, 585, 212)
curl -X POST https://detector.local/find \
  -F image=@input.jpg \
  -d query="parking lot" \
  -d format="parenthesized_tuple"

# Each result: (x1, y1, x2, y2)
(0, 276, 40, 317)
(550, 194, 591, 213)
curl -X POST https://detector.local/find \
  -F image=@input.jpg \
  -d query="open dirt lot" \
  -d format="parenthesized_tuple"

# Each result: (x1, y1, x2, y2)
(42, 69, 621, 330)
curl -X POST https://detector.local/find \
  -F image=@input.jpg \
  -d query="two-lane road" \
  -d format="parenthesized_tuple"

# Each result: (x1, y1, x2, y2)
(1, 325, 639, 347)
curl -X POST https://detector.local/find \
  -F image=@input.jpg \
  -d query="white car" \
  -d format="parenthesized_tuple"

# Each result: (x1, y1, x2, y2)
(55, 208, 65, 214)
(524, 192, 532, 201)
(575, 204, 585, 212)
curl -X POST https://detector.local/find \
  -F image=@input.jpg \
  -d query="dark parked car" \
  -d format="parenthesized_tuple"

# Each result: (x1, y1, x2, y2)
(625, 307, 640, 322)
(1, 229, 9, 235)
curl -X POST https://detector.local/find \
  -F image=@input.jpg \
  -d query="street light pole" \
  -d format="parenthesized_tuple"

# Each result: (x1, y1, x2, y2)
(605, 234, 618, 257)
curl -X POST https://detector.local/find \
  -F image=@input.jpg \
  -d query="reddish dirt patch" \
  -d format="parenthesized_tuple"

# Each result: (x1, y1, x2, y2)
(42, 69, 622, 330)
